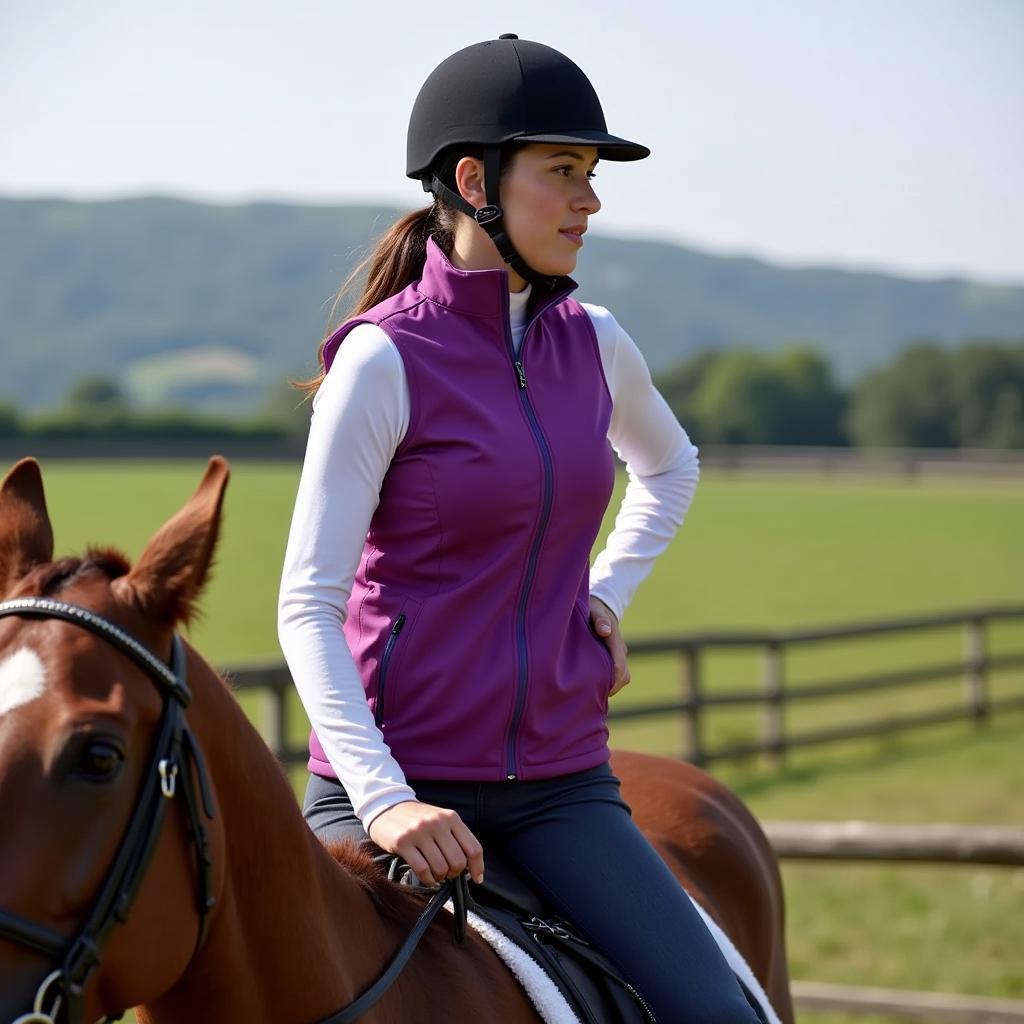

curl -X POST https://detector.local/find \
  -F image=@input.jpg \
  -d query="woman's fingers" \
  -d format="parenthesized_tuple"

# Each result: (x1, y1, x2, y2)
(414, 836, 452, 886)
(367, 801, 485, 885)
(397, 840, 441, 886)
(589, 596, 631, 697)
(433, 828, 471, 879)
(609, 631, 631, 696)
(451, 818, 486, 884)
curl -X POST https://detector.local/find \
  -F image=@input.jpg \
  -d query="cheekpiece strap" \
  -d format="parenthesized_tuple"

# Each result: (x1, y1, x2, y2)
(424, 149, 560, 293)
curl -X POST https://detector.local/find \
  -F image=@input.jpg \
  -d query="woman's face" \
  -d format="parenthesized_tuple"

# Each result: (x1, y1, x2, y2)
(498, 143, 602, 277)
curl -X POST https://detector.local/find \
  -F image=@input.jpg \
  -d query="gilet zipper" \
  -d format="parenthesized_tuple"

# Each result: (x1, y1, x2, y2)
(502, 287, 565, 780)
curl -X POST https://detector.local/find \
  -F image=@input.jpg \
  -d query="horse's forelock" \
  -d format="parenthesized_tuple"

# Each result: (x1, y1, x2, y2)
(82, 547, 132, 582)
(13, 548, 132, 598)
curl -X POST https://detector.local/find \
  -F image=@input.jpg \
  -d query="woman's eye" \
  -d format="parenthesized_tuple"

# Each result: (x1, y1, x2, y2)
(555, 166, 597, 180)
(76, 741, 124, 783)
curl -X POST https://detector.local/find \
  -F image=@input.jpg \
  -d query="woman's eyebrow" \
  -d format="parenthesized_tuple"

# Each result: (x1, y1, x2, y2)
(543, 150, 600, 167)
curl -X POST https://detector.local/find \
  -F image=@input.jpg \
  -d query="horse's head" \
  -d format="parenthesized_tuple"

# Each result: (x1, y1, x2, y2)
(0, 457, 230, 1024)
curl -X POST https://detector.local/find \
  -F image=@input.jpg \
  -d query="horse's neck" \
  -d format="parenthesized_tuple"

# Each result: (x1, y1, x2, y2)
(143, 655, 539, 1024)
(143, 658, 408, 1022)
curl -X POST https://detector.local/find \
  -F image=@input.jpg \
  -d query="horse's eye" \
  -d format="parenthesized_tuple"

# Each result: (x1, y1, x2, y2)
(76, 741, 124, 783)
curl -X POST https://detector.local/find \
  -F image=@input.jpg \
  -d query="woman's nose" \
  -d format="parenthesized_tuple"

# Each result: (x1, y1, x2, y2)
(575, 181, 601, 216)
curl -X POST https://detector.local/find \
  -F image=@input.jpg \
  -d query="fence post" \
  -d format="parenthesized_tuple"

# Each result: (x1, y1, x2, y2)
(963, 617, 989, 724)
(681, 646, 704, 766)
(761, 641, 785, 767)
(264, 681, 289, 762)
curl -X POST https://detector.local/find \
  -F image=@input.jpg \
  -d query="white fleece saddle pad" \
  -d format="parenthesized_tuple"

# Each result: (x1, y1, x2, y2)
(445, 893, 781, 1024)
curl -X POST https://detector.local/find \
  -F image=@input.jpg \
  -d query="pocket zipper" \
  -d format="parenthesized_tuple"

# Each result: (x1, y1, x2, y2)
(374, 612, 406, 727)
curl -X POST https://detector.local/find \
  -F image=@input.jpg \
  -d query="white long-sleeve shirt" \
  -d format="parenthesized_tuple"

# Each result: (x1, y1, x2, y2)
(278, 284, 698, 829)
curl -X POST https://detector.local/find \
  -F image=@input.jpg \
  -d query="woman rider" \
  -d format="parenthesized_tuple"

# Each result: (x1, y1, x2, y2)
(279, 33, 762, 1022)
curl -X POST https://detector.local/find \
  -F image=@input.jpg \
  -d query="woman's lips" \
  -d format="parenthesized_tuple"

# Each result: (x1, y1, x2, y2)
(559, 229, 585, 246)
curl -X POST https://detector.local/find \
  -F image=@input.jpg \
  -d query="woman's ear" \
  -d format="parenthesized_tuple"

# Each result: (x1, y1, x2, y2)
(454, 156, 486, 210)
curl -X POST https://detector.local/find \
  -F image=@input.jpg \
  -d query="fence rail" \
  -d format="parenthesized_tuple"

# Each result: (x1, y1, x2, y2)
(790, 981, 1024, 1023)
(762, 821, 1024, 866)
(768, 821, 1024, 1022)
(229, 604, 1024, 769)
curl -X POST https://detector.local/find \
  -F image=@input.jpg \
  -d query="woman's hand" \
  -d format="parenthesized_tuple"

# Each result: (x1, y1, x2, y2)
(367, 800, 485, 886)
(589, 596, 630, 697)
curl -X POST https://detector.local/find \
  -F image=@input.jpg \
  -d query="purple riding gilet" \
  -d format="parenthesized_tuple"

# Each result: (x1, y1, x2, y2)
(308, 236, 617, 782)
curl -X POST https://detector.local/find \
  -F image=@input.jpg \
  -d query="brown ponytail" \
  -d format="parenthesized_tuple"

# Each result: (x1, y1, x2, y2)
(295, 145, 516, 397)
(294, 200, 457, 396)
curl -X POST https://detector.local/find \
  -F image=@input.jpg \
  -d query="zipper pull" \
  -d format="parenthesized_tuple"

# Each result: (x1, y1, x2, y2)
(391, 613, 406, 635)
(514, 360, 527, 389)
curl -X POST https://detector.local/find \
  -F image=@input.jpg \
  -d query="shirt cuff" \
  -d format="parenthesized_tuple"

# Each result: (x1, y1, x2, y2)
(589, 583, 625, 624)
(358, 788, 419, 832)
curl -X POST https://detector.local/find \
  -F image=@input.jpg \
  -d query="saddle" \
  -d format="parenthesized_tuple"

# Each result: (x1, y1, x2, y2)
(382, 849, 658, 1024)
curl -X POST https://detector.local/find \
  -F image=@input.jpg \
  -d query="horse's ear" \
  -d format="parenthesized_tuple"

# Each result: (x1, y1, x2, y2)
(117, 456, 230, 627)
(0, 458, 55, 595)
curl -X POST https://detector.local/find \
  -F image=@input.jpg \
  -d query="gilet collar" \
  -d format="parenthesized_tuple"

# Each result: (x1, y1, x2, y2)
(418, 235, 577, 319)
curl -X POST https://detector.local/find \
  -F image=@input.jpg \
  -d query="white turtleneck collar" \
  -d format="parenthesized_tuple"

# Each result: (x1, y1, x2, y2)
(508, 283, 532, 355)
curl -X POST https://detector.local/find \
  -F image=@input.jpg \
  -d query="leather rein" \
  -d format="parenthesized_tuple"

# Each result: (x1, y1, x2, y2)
(0, 598, 465, 1024)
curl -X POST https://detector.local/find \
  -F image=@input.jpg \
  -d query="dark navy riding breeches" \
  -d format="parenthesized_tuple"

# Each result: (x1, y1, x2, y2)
(303, 762, 763, 1023)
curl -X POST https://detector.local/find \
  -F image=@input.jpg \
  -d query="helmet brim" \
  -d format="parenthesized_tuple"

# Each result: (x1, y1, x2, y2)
(514, 129, 650, 161)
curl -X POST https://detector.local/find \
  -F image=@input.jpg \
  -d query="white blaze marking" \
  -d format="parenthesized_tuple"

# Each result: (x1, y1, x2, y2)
(0, 648, 47, 716)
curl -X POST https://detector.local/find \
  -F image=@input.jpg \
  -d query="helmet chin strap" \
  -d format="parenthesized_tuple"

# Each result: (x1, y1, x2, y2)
(424, 146, 561, 292)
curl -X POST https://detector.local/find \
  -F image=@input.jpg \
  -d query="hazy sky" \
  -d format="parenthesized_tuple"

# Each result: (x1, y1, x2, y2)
(2, 0, 1022, 282)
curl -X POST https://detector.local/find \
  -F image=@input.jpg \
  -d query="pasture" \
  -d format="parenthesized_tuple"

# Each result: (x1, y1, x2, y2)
(26, 459, 1024, 1021)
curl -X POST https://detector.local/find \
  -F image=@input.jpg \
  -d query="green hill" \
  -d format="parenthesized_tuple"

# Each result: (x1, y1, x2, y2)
(2, 195, 1023, 412)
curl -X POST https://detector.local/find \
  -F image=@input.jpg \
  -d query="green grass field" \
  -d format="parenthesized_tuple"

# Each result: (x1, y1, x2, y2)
(23, 459, 1024, 1020)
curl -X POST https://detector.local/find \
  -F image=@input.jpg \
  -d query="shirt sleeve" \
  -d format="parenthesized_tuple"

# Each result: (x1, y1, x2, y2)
(583, 303, 700, 622)
(277, 322, 419, 829)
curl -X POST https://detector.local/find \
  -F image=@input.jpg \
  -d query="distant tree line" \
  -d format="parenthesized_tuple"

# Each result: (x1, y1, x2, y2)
(655, 338, 1024, 448)
(0, 377, 307, 444)
(1, 338, 1022, 450)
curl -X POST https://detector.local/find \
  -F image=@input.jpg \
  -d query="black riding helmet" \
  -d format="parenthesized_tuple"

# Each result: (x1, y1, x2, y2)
(407, 34, 650, 289)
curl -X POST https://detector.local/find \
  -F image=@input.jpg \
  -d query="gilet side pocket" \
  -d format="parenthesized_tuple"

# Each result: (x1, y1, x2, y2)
(374, 611, 408, 728)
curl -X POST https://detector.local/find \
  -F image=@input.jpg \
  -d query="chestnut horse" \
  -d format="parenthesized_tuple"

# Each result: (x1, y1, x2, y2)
(0, 457, 794, 1024)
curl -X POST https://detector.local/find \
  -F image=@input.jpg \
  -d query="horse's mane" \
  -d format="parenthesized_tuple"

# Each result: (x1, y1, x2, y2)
(320, 838, 445, 927)
(323, 838, 384, 884)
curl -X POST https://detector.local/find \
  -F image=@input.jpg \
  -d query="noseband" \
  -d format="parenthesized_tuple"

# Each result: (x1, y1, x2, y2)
(0, 598, 217, 1024)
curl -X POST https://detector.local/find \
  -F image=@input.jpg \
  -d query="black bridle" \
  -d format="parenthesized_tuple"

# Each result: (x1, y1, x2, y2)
(0, 598, 217, 1024)
(0, 597, 468, 1024)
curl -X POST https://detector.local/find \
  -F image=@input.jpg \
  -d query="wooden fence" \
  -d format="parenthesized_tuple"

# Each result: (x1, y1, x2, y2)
(766, 821, 1024, 1022)
(619, 603, 1024, 767)
(229, 604, 1024, 769)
